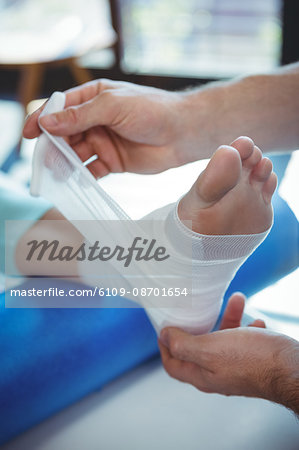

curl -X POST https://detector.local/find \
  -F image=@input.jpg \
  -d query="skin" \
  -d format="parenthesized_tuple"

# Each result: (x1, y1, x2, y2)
(179, 136, 276, 235)
(159, 293, 299, 416)
(24, 80, 185, 177)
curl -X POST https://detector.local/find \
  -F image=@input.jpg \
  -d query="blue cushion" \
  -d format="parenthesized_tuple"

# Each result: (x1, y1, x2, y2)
(0, 282, 158, 444)
(217, 192, 299, 325)
(0, 194, 298, 444)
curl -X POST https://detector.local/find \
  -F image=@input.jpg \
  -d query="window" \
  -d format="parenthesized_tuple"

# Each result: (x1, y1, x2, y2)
(120, 0, 282, 78)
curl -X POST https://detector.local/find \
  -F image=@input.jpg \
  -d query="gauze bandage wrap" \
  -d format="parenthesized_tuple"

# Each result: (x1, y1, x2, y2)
(143, 203, 269, 333)
(31, 92, 270, 335)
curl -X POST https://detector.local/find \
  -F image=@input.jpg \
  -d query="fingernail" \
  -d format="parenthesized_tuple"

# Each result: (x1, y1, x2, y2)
(40, 114, 58, 128)
(159, 329, 169, 348)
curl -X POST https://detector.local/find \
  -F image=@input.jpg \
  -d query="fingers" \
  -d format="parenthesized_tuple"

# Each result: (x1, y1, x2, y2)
(158, 293, 267, 396)
(23, 79, 118, 139)
(72, 127, 125, 177)
(86, 158, 110, 179)
(159, 340, 193, 382)
(220, 292, 266, 330)
(23, 99, 48, 139)
(220, 292, 246, 330)
(38, 89, 119, 136)
(249, 319, 266, 328)
(159, 327, 213, 369)
(63, 79, 104, 108)
(158, 340, 213, 392)
(68, 132, 85, 147)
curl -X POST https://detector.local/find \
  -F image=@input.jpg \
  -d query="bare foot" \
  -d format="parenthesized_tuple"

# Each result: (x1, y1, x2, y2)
(178, 137, 277, 235)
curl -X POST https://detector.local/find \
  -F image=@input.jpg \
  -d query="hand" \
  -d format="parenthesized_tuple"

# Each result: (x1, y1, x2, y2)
(159, 293, 298, 407)
(23, 79, 189, 177)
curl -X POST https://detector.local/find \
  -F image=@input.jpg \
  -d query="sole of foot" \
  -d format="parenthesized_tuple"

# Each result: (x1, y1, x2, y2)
(178, 136, 277, 235)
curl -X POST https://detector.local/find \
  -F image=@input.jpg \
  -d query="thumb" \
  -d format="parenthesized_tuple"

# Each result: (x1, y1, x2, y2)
(39, 93, 116, 136)
(220, 292, 245, 330)
(159, 327, 211, 366)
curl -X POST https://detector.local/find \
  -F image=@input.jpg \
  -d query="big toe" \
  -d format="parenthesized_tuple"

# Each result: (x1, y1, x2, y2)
(194, 145, 242, 206)
(178, 144, 242, 223)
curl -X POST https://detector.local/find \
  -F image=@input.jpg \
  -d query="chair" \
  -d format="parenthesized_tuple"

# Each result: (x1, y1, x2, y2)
(0, 0, 117, 110)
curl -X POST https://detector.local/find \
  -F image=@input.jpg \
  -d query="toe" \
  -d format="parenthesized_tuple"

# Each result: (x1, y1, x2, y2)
(195, 145, 241, 205)
(262, 172, 277, 203)
(251, 157, 273, 182)
(230, 136, 254, 160)
(243, 145, 262, 169)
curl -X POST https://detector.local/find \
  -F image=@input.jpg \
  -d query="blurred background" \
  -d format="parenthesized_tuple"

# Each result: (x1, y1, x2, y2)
(1, 0, 296, 169)
(0, 0, 297, 163)
(0, 0, 291, 103)
(0, 1, 298, 448)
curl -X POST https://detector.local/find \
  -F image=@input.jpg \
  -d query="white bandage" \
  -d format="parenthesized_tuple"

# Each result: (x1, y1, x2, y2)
(31, 92, 269, 335)
(143, 203, 268, 333)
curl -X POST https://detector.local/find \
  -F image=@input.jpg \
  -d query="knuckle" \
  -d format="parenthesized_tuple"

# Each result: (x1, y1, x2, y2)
(98, 78, 109, 85)
(217, 144, 230, 152)
(97, 78, 116, 92)
(169, 337, 183, 358)
(100, 89, 114, 102)
(66, 107, 80, 125)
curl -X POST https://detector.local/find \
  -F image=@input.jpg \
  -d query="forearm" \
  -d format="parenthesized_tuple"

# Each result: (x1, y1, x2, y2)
(268, 338, 299, 416)
(178, 62, 299, 162)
